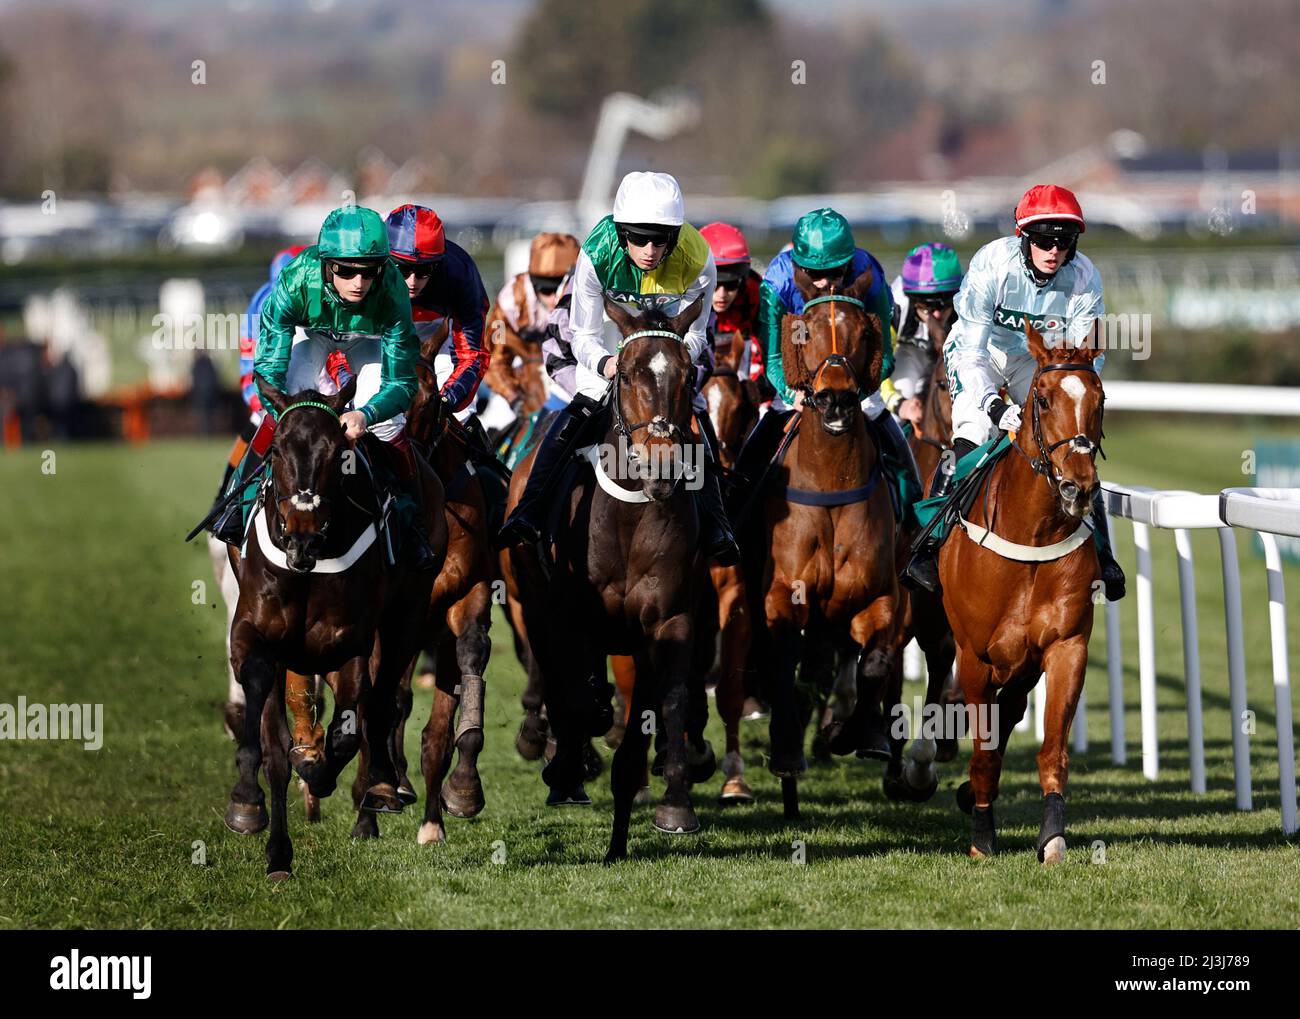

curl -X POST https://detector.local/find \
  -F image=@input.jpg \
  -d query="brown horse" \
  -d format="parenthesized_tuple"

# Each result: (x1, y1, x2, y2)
(939, 322, 1105, 862)
(508, 296, 712, 861)
(904, 318, 955, 493)
(754, 267, 899, 819)
(224, 375, 445, 877)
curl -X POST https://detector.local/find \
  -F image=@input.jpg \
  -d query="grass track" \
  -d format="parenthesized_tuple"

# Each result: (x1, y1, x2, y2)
(0, 413, 1297, 929)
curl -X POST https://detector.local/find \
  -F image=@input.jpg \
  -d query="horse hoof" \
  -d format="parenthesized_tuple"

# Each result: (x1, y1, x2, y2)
(416, 671, 435, 690)
(854, 726, 893, 762)
(546, 785, 592, 807)
(350, 815, 380, 840)
(823, 719, 857, 757)
(688, 740, 717, 786)
(541, 752, 584, 792)
(742, 697, 769, 721)
(882, 770, 910, 802)
(303, 789, 322, 824)
(266, 869, 292, 883)
(1040, 836, 1067, 865)
(653, 803, 701, 835)
(769, 750, 807, 779)
(440, 780, 485, 819)
(633, 785, 652, 806)
(810, 727, 834, 763)
(581, 741, 605, 781)
(970, 804, 997, 858)
(417, 821, 446, 845)
(719, 774, 755, 805)
(396, 781, 418, 806)
(360, 784, 405, 814)
(955, 781, 975, 815)
(604, 722, 626, 751)
(935, 737, 958, 763)
(224, 801, 268, 835)
(903, 770, 939, 802)
(516, 716, 548, 761)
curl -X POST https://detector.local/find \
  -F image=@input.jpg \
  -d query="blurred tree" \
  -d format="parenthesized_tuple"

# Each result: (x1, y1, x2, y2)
(745, 137, 831, 199)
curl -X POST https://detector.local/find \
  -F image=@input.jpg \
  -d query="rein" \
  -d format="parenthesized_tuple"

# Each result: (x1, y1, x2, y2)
(1010, 361, 1106, 496)
(793, 295, 868, 401)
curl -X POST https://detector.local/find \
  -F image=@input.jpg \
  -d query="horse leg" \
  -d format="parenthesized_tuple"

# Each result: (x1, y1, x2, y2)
(607, 655, 636, 750)
(262, 670, 293, 879)
(764, 592, 806, 820)
(715, 565, 752, 803)
(213, 537, 245, 740)
(441, 590, 492, 818)
(285, 671, 324, 822)
(225, 631, 273, 835)
(511, 593, 550, 760)
(1036, 636, 1088, 865)
(846, 596, 897, 761)
(913, 588, 959, 762)
(954, 646, 999, 858)
(649, 617, 700, 836)
(606, 669, 654, 863)
(297, 655, 367, 799)
(417, 644, 459, 845)
(390, 658, 418, 805)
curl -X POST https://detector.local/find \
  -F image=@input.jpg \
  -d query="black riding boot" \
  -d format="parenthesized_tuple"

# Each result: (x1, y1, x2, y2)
(384, 434, 440, 572)
(497, 393, 602, 548)
(694, 454, 741, 566)
(728, 408, 796, 519)
(1091, 486, 1126, 601)
(902, 437, 976, 593)
(211, 446, 261, 547)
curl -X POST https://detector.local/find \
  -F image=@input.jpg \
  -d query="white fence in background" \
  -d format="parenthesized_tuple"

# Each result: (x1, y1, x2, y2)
(1099, 483, 1299, 834)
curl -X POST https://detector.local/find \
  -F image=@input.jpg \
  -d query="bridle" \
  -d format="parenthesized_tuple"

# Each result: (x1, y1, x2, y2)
(611, 328, 693, 447)
(790, 294, 867, 413)
(1012, 361, 1106, 495)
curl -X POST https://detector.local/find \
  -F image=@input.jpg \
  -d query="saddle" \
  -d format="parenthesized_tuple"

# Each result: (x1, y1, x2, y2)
(911, 434, 1013, 545)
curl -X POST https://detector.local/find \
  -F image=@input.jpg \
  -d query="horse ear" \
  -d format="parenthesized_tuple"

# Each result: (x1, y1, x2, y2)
(326, 375, 358, 414)
(844, 263, 876, 302)
(667, 295, 705, 339)
(792, 264, 819, 303)
(603, 296, 638, 337)
(1025, 319, 1051, 366)
(254, 372, 290, 419)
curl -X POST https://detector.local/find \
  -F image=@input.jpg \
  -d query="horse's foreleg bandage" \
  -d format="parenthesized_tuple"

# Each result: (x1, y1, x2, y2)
(454, 674, 485, 746)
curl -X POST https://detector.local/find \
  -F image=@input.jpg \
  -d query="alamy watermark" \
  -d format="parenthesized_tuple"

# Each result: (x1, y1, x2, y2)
(589, 435, 704, 491)
(890, 695, 999, 750)
(0, 696, 103, 750)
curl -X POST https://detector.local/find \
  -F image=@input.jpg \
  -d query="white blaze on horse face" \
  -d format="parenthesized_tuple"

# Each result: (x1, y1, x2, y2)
(707, 382, 724, 428)
(648, 350, 669, 383)
(1058, 375, 1089, 434)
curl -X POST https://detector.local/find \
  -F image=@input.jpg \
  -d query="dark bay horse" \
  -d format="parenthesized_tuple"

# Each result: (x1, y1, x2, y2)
(225, 374, 445, 877)
(754, 267, 900, 819)
(940, 323, 1105, 862)
(508, 296, 712, 862)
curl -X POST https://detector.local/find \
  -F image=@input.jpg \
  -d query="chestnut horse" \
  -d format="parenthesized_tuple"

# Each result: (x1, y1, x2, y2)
(754, 266, 899, 819)
(940, 323, 1105, 862)
(508, 296, 711, 862)
(224, 375, 445, 877)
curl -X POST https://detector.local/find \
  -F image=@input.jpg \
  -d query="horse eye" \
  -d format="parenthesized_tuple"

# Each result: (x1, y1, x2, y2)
(1038, 395, 1050, 409)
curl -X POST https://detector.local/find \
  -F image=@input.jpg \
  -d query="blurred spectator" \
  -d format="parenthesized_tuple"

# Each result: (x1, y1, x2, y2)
(190, 351, 219, 436)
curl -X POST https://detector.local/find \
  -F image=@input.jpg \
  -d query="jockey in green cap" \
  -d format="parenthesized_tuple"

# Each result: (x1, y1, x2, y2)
(208, 204, 438, 570)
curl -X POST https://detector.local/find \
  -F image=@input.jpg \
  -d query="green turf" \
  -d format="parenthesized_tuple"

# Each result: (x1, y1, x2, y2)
(0, 415, 1297, 929)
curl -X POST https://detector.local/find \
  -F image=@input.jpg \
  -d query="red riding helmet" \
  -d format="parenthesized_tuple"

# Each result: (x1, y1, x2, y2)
(385, 204, 447, 263)
(700, 221, 750, 266)
(1014, 184, 1086, 235)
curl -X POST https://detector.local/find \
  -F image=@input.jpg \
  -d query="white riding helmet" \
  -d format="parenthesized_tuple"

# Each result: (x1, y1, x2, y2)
(612, 171, 685, 227)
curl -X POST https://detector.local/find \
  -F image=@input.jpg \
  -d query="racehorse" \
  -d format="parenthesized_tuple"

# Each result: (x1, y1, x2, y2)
(224, 374, 445, 877)
(751, 266, 899, 820)
(940, 322, 1105, 862)
(341, 319, 495, 845)
(508, 296, 713, 861)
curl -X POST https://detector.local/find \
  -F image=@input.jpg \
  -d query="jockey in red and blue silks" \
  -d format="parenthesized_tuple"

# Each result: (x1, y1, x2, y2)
(239, 244, 308, 422)
(385, 204, 491, 423)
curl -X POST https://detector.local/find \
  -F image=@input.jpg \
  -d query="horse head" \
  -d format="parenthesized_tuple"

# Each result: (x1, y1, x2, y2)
(254, 371, 358, 573)
(407, 318, 452, 447)
(1022, 320, 1106, 520)
(603, 295, 704, 503)
(787, 265, 882, 435)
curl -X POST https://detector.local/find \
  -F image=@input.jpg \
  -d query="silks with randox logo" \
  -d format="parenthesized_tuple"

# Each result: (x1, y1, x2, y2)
(993, 306, 1070, 336)
(581, 216, 710, 310)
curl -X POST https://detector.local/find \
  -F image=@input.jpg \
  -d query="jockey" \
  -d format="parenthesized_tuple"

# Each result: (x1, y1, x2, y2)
(734, 207, 922, 510)
(483, 231, 581, 428)
(902, 184, 1125, 600)
(881, 242, 963, 431)
(212, 204, 438, 569)
(385, 204, 491, 429)
(700, 221, 770, 399)
(497, 170, 740, 565)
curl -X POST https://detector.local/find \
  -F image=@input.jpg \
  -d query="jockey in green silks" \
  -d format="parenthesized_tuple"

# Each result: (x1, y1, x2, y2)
(210, 205, 438, 570)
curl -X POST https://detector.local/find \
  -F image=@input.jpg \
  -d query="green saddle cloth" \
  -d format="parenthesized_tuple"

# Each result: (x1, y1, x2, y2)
(912, 435, 1012, 538)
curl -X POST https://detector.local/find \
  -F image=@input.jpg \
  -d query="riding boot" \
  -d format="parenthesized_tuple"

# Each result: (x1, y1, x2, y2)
(870, 410, 924, 509)
(694, 452, 741, 567)
(1091, 486, 1126, 601)
(211, 447, 261, 547)
(728, 407, 796, 518)
(901, 437, 976, 593)
(496, 393, 602, 548)
(384, 431, 440, 572)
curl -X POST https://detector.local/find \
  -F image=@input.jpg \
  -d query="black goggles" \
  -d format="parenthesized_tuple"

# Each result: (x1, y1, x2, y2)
(328, 260, 383, 281)
(623, 228, 673, 248)
(1026, 231, 1078, 252)
(530, 274, 563, 295)
(716, 276, 744, 292)
(395, 260, 438, 279)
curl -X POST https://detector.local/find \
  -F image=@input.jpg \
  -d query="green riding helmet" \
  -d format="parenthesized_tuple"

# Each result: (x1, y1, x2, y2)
(791, 207, 855, 271)
(317, 206, 390, 260)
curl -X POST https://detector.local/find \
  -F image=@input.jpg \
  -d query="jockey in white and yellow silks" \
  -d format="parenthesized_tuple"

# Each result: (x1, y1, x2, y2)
(497, 171, 739, 565)
(902, 184, 1125, 601)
